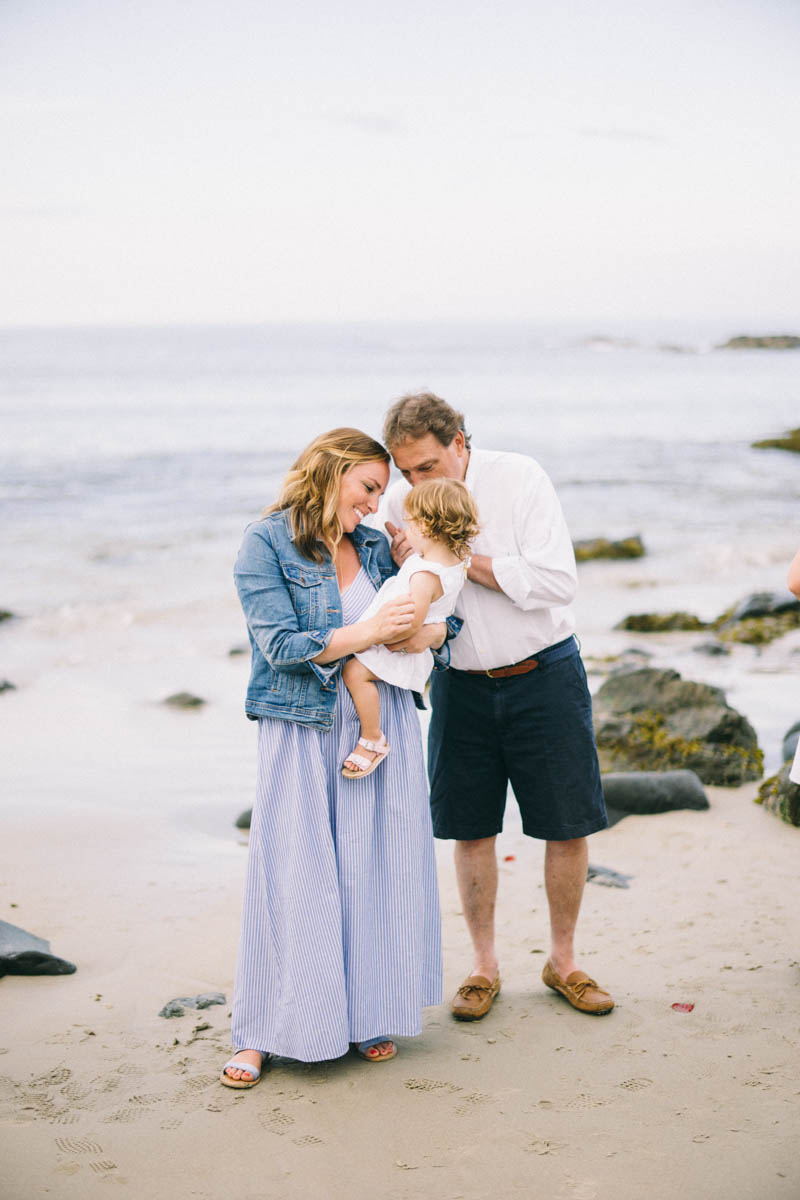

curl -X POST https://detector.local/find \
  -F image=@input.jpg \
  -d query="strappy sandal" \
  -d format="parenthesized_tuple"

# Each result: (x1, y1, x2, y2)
(219, 1051, 269, 1089)
(355, 1037, 397, 1062)
(342, 734, 390, 779)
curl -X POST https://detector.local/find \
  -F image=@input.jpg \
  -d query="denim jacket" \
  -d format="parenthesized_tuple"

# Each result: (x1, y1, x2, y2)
(234, 509, 459, 730)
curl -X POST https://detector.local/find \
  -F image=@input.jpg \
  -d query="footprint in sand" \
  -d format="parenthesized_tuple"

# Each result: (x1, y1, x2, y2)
(55, 1137, 105, 1155)
(564, 1092, 617, 1110)
(88, 1160, 119, 1174)
(258, 1108, 296, 1135)
(292, 1134, 324, 1146)
(619, 1077, 653, 1092)
(454, 1091, 493, 1116)
(402, 1078, 462, 1094)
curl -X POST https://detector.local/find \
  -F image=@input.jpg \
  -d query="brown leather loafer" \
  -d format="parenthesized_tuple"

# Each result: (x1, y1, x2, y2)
(450, 973, 501, 1020)
(542, 961, 614, 1015)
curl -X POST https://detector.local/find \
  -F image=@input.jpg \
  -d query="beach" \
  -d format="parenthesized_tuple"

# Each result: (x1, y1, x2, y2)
(1, 322, 799, 1197)
(2, 725, 798, 1197)
(2, 581, 800, 1199)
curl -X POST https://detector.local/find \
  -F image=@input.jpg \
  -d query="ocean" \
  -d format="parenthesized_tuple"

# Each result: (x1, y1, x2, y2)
(1, 320, 798, 772)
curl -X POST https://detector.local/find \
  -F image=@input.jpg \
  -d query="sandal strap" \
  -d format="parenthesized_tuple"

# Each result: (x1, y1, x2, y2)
(222, 1058, 261, 1081)
(357, 736, 386, 753)
(345, 753, 373, 771)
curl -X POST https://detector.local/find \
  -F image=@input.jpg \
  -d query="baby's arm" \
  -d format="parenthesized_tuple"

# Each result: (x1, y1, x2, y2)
(405, 570, 444, 637)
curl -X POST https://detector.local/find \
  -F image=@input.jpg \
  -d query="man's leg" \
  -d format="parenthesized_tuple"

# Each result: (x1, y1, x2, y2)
(544, 836, 588, 979)
(453, 836, 499, 980)
(543, 835, 614, 1013)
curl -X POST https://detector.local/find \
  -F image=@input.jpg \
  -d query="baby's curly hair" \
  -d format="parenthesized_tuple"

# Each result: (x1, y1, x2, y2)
(403, 478, 479, 561)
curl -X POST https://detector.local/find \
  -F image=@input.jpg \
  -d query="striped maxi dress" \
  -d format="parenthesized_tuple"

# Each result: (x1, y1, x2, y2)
(230, 566, 442, 1061)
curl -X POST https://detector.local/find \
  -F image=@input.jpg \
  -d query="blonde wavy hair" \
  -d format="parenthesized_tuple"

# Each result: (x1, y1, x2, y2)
(265, 427, 390, 562)
(403, 478, 479, 561)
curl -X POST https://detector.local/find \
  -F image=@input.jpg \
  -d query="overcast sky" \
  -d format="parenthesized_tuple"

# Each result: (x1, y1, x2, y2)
(1, 0, 798, 326)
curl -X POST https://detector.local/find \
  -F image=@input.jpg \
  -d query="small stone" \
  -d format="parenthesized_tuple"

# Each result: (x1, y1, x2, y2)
(228, 645, 248, 657)
(163, 692, 206, 708)
(235, 809, 252, 830)
(0, 680, 17, 693)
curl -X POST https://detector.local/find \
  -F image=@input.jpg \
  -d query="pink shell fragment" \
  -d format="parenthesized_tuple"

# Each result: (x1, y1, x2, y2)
(671, 1002, 695, 1013)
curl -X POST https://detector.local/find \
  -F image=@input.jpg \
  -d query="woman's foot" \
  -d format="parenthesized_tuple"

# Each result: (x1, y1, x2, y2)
(342, 734, 390, 779)
(220, 1049, 266, 1087)
(355, 1038, 397, 1062)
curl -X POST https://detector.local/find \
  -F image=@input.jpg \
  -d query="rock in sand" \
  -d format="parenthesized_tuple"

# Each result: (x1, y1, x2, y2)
(0, 921, 77, 978)
(593, 668, 763, 786)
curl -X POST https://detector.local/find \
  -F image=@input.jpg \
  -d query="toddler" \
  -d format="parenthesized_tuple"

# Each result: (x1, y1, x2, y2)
(342, 477, 479, 778)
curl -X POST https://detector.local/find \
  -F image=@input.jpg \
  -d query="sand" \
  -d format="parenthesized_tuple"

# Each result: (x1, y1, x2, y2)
(1, 590, 799, 1199)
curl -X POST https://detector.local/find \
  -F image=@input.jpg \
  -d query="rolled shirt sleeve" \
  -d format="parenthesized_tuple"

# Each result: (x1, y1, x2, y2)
(489, 472, 577, 612)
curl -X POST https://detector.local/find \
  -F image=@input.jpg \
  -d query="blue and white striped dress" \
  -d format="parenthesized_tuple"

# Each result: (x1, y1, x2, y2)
(230, 567, 442, 1062)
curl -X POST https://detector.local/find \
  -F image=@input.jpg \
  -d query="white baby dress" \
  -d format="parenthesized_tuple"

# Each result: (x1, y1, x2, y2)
(354, 553, 467, 693)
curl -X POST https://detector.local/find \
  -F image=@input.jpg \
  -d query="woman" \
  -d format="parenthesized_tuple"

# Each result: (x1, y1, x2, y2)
(221, 428, 443, 1087)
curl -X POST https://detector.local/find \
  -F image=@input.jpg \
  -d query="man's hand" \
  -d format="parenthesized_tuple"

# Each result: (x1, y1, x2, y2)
(385, 520, 413, 567)
(386, 622, 447, 654)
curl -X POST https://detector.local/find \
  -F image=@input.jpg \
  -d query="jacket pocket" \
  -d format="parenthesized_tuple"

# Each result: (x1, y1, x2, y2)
(281, 560, 325, 624)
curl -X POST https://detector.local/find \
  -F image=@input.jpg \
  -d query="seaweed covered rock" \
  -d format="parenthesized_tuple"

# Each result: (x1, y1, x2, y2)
(712, 591, 800, 645)
(593, 667, 763, 786)
(752, 427, 800, 453)
(574, 535, 645, 562)
(720, 335, 800, 350)
(615, 612, 708, 632)
(756, 761, 800, 827)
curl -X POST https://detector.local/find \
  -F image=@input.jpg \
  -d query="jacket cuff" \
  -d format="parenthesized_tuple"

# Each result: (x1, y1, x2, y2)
(305, 630, 342, 689)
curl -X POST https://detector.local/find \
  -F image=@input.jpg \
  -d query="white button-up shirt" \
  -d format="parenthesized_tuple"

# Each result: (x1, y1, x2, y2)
(376, 447, 577, 671)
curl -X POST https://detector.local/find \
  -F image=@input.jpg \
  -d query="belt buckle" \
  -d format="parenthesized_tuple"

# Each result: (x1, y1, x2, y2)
(485, 668, 495, 679)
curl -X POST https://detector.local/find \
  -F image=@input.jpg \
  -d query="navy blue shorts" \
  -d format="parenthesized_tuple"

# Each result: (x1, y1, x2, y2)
(428, 638, 607, 842)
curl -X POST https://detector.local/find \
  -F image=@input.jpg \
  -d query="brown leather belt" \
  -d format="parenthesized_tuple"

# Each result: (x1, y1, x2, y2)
(460, 654, 539, 679)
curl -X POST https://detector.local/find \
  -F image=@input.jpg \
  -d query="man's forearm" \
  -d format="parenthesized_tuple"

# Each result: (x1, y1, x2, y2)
(467, 553, 502, 592)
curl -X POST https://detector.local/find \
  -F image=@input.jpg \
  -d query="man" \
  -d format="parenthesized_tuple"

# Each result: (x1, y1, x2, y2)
(378, 392, 613, 1020)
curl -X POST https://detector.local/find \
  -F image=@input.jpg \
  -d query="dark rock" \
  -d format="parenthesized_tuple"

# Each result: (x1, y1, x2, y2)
(0, 610, 14, 623)
(593, 668, 763, 786)
(616, 612, 708, 632)
(228, 645, 248, 657)
(601, 770, 709, 818)
(712, 594, 800, 645)
(0, 679, 17, 692)
(586, 864, 633, 888)
(719, 335, 800, 350)
(163, 692, 206, 708)
(728, 591, 800, 621)
(756, 761, 800, 826)
(0, 921, 77, 978)
(752, 427, 800, 453)
(692, 640, 730, 657)
(235, 809, 252, 830)
(158, 991, 226, 1018)
(782, 721, 800, 763)
(159, 1000, 186, 1018)
(574, 535, 645, 562)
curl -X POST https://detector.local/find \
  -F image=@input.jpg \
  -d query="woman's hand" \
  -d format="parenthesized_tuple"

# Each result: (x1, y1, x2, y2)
(370, 594, 416, 644)
(386, 622, 447, 654)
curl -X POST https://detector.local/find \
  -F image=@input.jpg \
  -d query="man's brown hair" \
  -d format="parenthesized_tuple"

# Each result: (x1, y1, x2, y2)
(383, 392, 471, 451)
